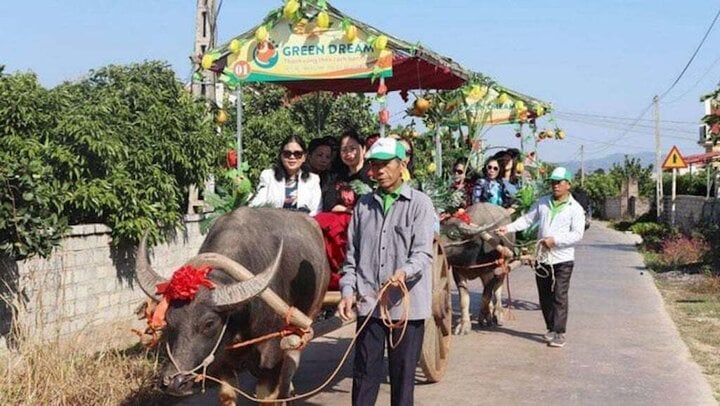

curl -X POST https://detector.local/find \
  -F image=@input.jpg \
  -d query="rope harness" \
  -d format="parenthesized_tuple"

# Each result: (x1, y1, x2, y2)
(135, 278, 410, 403)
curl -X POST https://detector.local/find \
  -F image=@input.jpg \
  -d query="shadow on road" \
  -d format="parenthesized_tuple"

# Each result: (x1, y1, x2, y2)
(490, 326, 547, 344)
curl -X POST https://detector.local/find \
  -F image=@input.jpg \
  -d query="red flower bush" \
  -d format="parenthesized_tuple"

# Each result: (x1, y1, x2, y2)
(156, 265, 215, 301)
(660, 235, 710, 268)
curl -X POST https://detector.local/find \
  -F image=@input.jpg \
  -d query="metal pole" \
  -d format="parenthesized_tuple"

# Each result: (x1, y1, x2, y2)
(671, 168, 677, 226)
(435, 124, 442, 179)
(654, 95, 662, 219)
(236, 85, 243, 169)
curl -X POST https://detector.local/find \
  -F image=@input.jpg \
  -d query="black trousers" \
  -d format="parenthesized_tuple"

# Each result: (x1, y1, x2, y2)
(536, 261, 574, 334)
(352, 317, 425, 406)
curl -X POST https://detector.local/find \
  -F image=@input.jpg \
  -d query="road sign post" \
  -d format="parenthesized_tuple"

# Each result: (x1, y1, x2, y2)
(661, 145, 688, 226)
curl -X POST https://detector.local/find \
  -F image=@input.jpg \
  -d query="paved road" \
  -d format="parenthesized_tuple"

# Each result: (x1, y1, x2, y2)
(182, 222, 717, 405)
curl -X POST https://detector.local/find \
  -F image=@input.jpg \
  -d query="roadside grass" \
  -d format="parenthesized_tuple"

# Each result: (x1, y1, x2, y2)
(0, 288, 165, 405)
(652, 270, 720, 401)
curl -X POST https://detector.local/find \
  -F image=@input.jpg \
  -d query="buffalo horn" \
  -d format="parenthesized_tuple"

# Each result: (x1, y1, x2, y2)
(135, 232, 167, 301)
(208, 240, 283, 309)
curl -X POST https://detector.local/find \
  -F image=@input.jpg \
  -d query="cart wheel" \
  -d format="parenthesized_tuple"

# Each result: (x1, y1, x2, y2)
(419, 237, 452, 383)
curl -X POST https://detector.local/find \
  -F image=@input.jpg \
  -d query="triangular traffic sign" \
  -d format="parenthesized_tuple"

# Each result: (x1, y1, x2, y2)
(662, 145, 688, 169)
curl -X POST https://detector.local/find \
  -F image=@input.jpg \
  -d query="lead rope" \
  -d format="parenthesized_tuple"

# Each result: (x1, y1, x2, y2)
(535, 242, 556, 290)
(166, 317, 229, 393)
(172, 279, 410, 403)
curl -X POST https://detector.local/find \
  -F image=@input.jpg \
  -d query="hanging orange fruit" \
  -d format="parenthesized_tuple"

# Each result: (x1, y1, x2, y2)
(413, 97, 431, 116)
(215, 110, 228, 125)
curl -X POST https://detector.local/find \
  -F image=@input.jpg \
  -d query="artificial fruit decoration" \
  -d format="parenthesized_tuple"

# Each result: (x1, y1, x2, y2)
(377, 82, 388, 96)
(556, 129, 566, 140)
(496, 93, 511, 105)
(316, 11, 330, 29)
(515, 162, 525, 174)
(515, 132, 522, 138)
(229, 39, 242, 54)
(283, 0, 300, 21)
(201, 54, 214, 70)
(514, 100, 526, 111)
(427, 162, 437, 174)
(255, 26, 269, 42)
(345, 25, 357, 41)
(374, 35, 388, 51)
(379, 109, 390, 125)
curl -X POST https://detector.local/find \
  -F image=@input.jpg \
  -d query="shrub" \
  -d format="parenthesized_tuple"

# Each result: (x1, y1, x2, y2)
(629, 222, 674, 251)
(660, 235, 710, 269)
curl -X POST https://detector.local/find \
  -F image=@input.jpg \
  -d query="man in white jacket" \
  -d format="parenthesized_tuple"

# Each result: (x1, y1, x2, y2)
(496, 167, 585, 348)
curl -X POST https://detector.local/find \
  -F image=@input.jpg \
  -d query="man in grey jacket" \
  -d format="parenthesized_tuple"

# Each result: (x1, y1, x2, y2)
(338, 137, 435, 406)
(496, 167, 585, 348)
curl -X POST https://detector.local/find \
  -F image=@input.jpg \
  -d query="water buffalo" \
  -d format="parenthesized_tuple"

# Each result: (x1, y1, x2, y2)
(440, 203, 514, 335)
(135, 207, 330, 405)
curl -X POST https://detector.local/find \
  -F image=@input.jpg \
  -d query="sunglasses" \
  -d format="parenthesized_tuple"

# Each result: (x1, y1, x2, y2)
(282, 150, 305, 159)
(486, 165, 499, 171)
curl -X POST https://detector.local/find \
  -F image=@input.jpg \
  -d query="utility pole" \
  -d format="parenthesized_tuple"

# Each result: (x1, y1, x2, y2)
(188, 0, 218, 214)
(580, 144, 585, 187)
(654, 95, 662, 220)
(192, 0, 217, 102)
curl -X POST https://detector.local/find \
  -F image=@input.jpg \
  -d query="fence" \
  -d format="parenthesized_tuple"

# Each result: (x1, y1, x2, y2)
(0, 215, 206, 353)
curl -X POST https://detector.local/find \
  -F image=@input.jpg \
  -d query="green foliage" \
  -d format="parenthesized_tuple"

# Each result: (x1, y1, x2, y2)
(610, 155, 654, 197)
(629, 221, 675, 251)
(0, 71, 72, 258)
(219, 84, 375, 185)
(662, 171, 710, 196)
(580, 172, 619, 213)
(1, 62, 222, 259)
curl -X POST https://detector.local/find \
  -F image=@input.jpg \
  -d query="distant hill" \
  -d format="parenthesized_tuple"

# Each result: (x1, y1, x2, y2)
(554, 151, 656, 174)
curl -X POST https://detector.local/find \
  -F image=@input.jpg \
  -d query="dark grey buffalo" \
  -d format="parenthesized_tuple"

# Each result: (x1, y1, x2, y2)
(440, 203, 514, 335)
(135, 207, 329, 404)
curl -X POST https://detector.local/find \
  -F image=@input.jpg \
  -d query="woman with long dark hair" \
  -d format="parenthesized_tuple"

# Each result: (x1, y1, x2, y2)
(321, 129, 373, 212)
(249, 135, 322, 215)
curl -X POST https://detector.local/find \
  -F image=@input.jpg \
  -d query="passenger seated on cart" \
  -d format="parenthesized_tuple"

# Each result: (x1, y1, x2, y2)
(321, 130, 373, 213)
(316, 130, 375, 291)
(249, 135, 322, 216)
(472, 157, 515, 210)
(307, 137, 335, 188)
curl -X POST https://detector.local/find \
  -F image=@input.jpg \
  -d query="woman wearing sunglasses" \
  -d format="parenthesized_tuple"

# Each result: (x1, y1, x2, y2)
(249, 135, 322, 216)
(471, 157, 513, 208)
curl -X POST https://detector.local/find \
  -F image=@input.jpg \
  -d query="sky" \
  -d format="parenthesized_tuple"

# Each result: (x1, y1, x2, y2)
(2, 0, 719, 164)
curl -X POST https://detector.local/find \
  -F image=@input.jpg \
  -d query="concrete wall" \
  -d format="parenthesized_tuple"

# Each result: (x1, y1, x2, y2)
(602, 196, 651, 220)
(661, 195, 720, 231)
(0, 215, 206, 353)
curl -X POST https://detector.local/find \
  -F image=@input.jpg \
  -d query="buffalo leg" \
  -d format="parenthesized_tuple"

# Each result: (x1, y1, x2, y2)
(492, 274, 505, 326)
(478, 273, 495, 327)
(277, 349, 301, 401)
(453, 272, 472, 335)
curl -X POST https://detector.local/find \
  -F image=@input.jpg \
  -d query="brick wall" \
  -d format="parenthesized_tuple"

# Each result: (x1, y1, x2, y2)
(0, 215, 206, 353)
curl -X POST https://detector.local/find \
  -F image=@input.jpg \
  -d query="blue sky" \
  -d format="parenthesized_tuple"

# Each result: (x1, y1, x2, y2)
(2, 1, 719, 163)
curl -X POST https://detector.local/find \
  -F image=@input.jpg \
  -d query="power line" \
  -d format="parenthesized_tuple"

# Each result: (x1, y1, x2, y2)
(659, 5, 720, 100)
(556, 115, 698, 141)
(554, 110, 698, 125)
(662, 52, 720, 104)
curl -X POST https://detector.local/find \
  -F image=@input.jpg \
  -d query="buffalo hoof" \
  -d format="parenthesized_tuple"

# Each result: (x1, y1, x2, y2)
(453, 321, 471, 335)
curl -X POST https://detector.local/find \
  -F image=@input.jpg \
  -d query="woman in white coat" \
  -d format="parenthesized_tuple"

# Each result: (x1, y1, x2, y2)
(249, 135, 322, 216)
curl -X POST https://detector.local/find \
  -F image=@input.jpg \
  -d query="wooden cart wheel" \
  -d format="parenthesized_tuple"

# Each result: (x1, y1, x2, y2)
(419, 237, 452, 383)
